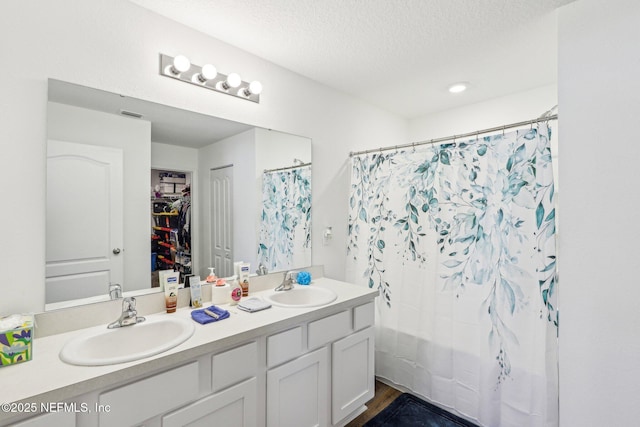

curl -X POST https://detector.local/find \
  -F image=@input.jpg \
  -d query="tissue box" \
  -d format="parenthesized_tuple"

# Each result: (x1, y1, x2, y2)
(0, 315, 33, 367)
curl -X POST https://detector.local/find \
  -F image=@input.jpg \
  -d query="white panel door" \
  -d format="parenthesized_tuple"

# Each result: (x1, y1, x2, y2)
(267, 347, 328, 427)
(46, 140, 123, 304)
(210, 166, 233, 277)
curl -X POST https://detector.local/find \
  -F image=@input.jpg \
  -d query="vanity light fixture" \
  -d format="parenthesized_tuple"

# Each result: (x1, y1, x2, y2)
(160, 53, 262, 103)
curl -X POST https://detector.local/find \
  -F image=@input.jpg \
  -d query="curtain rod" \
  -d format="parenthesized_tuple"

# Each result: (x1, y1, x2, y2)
(264, 162, 312, 173)
(349, 113, 558, 158)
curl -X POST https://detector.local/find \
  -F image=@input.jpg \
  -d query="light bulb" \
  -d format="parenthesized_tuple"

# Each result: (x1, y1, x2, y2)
(241, 80, 263, 97)
(217, 73, 243, 91)
(171, 55, 191, 74)
(226, 73, 242, 88)
(195, 64, 217, 83)
(249, 81, 263, 95)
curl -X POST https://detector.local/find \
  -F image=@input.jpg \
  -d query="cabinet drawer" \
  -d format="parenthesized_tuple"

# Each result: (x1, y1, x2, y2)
(308, 310, 351, 350)
(163, 377, 257, 427)
(212, 341, 258, 392)
(98, 361, 199, 427)
(353, 301, 375, 331)
(268, 326, 303, 368)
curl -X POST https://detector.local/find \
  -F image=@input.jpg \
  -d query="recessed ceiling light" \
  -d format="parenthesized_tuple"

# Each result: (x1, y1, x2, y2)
(448, 82, 469, 94)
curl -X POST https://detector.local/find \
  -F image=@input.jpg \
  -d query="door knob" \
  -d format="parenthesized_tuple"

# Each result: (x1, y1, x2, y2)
(113, 248, 121, 255)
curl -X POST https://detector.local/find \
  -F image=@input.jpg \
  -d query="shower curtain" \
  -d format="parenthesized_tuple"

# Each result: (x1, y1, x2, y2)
(346, 125, 558, 427)
(258, 166, 312, 272)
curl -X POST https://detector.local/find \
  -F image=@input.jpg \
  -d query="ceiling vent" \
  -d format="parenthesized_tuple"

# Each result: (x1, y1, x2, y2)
(120, 109, 143, 119)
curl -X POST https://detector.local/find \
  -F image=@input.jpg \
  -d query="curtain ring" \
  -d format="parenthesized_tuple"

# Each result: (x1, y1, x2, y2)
(412, 142, 416, 152)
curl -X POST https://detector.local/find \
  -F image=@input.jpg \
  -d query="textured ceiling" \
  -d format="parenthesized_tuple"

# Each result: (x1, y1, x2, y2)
(130, 0, 574, 119)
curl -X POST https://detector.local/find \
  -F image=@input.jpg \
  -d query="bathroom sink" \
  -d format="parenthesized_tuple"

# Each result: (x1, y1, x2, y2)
(59, 316, 195, 366)
(264, 285, 337, 308)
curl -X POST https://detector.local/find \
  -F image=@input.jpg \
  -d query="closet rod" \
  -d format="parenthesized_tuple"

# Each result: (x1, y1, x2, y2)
(264, 162, 312, 173)
(349, 113, 558, 157)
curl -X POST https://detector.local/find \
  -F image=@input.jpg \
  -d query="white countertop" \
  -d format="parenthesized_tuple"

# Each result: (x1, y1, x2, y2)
(0, 278, 377, 420)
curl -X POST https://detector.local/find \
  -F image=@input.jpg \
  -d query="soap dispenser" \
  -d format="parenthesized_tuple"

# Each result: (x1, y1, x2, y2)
(206, 267, 217, 283)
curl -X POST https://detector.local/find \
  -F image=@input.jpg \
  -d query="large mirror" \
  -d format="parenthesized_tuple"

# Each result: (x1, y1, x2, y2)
(46, 79, 312, 310)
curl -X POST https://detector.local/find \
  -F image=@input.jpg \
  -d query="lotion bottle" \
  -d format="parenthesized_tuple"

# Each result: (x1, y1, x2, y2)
(229, 278, 242, 306)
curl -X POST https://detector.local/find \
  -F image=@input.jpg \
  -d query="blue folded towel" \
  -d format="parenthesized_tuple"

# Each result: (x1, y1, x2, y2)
(191, 305, 230, 324)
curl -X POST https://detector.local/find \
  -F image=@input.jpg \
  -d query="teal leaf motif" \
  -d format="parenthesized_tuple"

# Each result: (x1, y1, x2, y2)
(440, 150, 450, 165)
(536, 202, 545, 229)
(347, 125, 557, 385)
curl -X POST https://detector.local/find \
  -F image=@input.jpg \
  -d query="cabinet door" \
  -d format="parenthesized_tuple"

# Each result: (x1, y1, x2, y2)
(267, 347, 328, 427)
(332, 327, 375, 424)
(162, 377, 257, 427)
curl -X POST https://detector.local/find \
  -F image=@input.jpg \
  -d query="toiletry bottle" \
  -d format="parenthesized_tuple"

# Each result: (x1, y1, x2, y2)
(240, 279, 249, 297)
(239, 262, 250, 297)
(189, 275, 203, 308)
(229, 279, 242, 306)
(206, 267, 217, 283)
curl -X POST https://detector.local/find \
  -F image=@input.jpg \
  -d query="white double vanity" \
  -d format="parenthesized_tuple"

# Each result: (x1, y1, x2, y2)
(0, 274, 377, 427)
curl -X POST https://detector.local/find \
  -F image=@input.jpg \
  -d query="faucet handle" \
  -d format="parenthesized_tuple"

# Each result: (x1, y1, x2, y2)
(123, 297, 136, 311)
(109, 283, 122, 299)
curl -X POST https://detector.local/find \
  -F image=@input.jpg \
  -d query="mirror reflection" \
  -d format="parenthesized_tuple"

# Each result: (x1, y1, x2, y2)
(45, 79, 312, 310)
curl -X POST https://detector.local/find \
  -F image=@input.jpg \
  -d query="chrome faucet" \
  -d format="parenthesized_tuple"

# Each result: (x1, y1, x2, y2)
(275, 271, 296, 292)
(256, 263, 268, 276)
(108, 297, 145, 329)
(108, 283, 122, 300)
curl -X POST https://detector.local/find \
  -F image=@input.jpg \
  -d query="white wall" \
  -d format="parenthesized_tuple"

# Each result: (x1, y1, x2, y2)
(254, 128, 312, 169)
(0, 0, 406, 314)
(409, 85, 557, 141)
(151, 142, 198, 173)
(47, 102, 151, 292)
(558, 0, 640, 424)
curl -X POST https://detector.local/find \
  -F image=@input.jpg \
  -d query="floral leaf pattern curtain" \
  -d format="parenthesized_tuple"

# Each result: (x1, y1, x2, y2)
(258, 166, 311, 271)
(347, 125, 558, 427)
